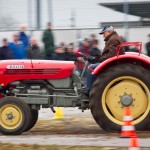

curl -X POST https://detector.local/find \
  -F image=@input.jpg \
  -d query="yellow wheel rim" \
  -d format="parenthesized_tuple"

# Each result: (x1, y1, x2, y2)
(102, 76, 150, 125)
(0, 104, 23, 130)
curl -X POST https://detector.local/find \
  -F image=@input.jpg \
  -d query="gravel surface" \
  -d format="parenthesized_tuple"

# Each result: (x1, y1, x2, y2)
(0, 108, 150, 148)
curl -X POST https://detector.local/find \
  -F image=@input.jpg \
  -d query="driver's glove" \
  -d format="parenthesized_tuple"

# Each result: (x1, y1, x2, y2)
(86, 55, 96, 62)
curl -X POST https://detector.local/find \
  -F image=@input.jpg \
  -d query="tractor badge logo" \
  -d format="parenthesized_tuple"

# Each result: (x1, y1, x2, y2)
(7, 65, 24, 69)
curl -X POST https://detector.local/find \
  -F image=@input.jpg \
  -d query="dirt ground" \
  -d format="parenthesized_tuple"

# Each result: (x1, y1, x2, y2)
(0, 108, 150, 149)
(1, 143, 150, 150)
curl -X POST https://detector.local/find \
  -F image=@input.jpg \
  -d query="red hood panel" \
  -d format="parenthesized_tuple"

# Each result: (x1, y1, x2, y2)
(0, 60, 75, 86)
(0, 60, 74, 69)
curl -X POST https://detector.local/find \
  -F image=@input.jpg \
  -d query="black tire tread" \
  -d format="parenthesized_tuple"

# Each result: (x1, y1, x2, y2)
(0, 96, 32, 135)
(90, 63, 150, 132)
(24, 109, 38, 132)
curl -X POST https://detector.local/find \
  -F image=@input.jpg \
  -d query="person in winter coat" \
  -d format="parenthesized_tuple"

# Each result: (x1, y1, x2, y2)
(27, 37, 41, 59)
(9, 33, 27, 59)
(83, 25, 125, 97)
(76, 38, 90, 57)
(88, 34, 99, 50)
(89, 40, 101, 63)
(0, 38, 14, 60)
(65, 45, 78, 61)
(51, 45, 66, 61)
(19, 24, 30, 48)
(146, 34, 150, 57)
(42, 22, 55, 60)
(75, 39, 90, 74)
(65, 44, 83, 61)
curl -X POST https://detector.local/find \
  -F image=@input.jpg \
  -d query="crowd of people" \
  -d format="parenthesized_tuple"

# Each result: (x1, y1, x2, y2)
(0, 22, 150, 63)
(0, 22, 102, 63)
(0, 24, 41, 60)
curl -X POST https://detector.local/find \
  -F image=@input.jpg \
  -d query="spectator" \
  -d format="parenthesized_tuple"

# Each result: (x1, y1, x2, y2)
(89, 40, 101, 63)
(76, 38, 90, 57)
(27, 37, 41, 59)
(69, 42, 75, 49)
(89, 40, 101, 57)
(65, 44, 82, 61)
(146, 34, 150, 57)
(60, 42, 67, 51)
(9, 33, 27, 59)
(75, 38, 90, 74)
(42, 22, 55, 60)
(88, 34, 99, 49)
(120, 36, 130, 52)
(77, 38, 84, 49)
(0, 38, 14, 60)
(19, 24, 30, 48)
(129, 46, 139, 53)
(51, 45, 65, 60)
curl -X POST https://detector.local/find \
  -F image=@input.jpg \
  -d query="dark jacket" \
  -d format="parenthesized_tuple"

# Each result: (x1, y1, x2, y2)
(89, 47, 101, 57)
(65, 52, 78, 61)
(146, 42, 150, 57)
(51, 52, 66, 61)
(42, 29, 54, 56)
(0, 46, 14, 60)
(27, 45, 41, 59)
(89, 47, 101, 63)
(98, 31, 125, 62)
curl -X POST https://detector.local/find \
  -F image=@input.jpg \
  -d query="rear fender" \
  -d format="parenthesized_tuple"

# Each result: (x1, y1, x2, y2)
(92, 53, 150, 75)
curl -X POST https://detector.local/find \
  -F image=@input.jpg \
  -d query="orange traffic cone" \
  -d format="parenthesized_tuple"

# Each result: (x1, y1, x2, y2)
(120, 107, 136, 138)
(128, 136, 140, 150)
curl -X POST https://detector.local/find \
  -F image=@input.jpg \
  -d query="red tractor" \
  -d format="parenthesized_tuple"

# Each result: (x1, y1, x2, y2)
(0, 42, 150, 135)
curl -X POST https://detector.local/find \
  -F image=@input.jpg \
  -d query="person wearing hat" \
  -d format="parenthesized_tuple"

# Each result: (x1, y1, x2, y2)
(83, 25, 125, 97)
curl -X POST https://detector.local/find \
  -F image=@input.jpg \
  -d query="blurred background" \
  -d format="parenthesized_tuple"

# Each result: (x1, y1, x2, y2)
(0, 0, 149, 52)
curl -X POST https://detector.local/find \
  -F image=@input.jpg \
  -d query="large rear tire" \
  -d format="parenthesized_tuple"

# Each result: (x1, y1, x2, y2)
(0, 96, 32, 135)
(90, 64, 150, 132)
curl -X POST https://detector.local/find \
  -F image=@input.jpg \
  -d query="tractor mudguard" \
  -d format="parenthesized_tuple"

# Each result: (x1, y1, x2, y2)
(92, 52, 150, 75)
(92, 42, 150, 75)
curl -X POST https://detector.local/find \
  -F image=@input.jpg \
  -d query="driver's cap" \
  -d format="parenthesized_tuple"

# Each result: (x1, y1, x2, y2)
(99, 25, 114, 34)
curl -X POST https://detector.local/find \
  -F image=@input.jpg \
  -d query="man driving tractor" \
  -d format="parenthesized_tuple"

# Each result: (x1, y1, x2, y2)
(83, 25, 125, 97)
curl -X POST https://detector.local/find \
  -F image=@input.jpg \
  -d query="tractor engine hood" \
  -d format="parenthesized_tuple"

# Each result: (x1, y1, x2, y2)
(0, 60, 75, 86)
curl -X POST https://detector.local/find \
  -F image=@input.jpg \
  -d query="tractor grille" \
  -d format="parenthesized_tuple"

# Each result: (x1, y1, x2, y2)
(3, 69, 61, 75)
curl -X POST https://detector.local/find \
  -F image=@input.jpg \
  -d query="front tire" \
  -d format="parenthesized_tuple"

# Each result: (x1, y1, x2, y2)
(90, 64, 150, 132)
(0, 96, 31, 135)
(24, 109, 38, 132)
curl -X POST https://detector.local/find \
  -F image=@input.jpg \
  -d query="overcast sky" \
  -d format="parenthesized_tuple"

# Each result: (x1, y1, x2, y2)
(0, 0, 148, 30)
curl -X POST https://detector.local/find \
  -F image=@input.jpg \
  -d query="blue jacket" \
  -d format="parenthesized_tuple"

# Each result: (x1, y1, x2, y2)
(9, 42, 27, 59)
(19, 32, 29, 48)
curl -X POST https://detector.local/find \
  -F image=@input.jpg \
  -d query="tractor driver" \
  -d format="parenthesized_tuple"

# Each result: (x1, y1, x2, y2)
(83, 25, 125, 97)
